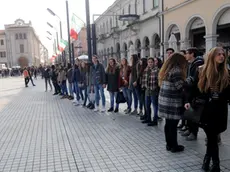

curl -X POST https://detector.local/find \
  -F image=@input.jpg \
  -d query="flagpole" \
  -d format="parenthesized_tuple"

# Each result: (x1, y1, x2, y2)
(85, 0, 92, 64)
(66, 0, 72, 65)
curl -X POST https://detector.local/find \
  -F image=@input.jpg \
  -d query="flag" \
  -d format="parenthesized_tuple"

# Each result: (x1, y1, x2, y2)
(58, 39, 68, 52)
(70, 15, 79, 40)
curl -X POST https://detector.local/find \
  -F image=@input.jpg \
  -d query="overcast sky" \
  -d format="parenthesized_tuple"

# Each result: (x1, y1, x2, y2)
(0, 0, 115, 57)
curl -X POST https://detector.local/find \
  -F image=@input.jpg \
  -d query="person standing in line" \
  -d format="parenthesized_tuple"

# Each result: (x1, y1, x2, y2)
(51, 65, 59, 95)
(91, 55, 106, 112)
(106, 58, 120, 113)
(158, 53, 188, 153)
(44, 66, 52, 92)
(185, 47, 229, 172)
(141, 58, 159, 126)
(67, 63, 74, 100)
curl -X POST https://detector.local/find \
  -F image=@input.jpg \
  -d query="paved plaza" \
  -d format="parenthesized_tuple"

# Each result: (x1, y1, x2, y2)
(0, 77, 230, 172)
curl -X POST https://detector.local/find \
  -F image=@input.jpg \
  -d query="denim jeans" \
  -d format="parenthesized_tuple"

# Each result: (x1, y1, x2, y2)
(73, 81, 81, 101)
(122, 87, 132, 109)
(81, 86, 88, 105)
(145, 95, 158, 121)
(68, 82, 74, 97)
(109, 91, 119, 109)
(94, 84, 106, 107)
(134, 86, 143, 111)
(61, 80, 68, 95)
(130, 85, 138, 110)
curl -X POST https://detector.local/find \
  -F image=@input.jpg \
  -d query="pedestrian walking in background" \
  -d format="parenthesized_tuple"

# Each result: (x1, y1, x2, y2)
(44, 66, 52, 92)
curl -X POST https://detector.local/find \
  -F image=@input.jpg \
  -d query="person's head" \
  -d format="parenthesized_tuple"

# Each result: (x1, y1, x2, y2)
(159, 53, 187, 86)
(185, 47, 199, 62)
(81, 61, 86, 68)
(154, 57, 163, 68)
(166, 48, 175, 57)
(92, 55, 99, 65)
(140, 58, 147, 68)
(90, 85, 94, 92)
(147, 58, 155, 69)
(108, 58, 116, 67)
(121, 58, 128, 67)
(198, 47, 229, 93)
(180, 50, 186, 56)
(51, 65, 55, 70)
(130, 54, 138, 66)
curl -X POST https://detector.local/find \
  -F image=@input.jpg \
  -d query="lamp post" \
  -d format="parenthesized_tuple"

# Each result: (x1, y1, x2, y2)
(85, 0, 92, 65)
(47, 22, 59, 54)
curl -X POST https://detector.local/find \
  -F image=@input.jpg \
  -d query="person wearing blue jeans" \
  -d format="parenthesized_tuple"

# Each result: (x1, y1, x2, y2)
(72, 64, 82, 105)
(105, 58, 120, 112)
(141, 57, 159, 126)
(122, 87, 132, 112)
(91, 55, 106, 112)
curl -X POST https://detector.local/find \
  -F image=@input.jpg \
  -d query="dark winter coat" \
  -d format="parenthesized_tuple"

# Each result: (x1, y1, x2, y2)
(106, 67, 120, 92)
(186, 68, 230, 134)
(90, 63, 106, 85)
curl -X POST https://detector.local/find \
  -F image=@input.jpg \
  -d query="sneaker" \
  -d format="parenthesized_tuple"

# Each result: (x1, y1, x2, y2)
(124, 109, 128, 113)
(157, 117, 163, 121)
(130, 109, 137, 115)
(125, 109, 131, 114)
(138, 111, 143, 116)
(181, 130, 190, 137)
(101, 107, 106, 112)
(94, 106, 99, 112)
(180, 126, 188, 131)
(74, 101, 80, 106)
(186, 133, 197, 141)
(114, 108, 119, 113)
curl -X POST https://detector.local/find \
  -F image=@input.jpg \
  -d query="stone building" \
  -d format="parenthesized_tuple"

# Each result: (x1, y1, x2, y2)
(74, 27, 88, 58)
(163, 0, 230, 55)
(0, 30, 7, 66)
(4, 19, 48, 67)
(95, 0, 161, 65)
(95, 0, 230, 63)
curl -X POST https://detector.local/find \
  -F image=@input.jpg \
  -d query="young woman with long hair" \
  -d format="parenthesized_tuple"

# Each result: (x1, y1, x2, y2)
(185, 47, 230, 172)
(135, 58, 148, 118)
(158, 53, 187, 153)
(80, 61, 89, 107)
(130, 54, 139, 115)
(119, 58, 132, 114)
(106, 58, 120, 112)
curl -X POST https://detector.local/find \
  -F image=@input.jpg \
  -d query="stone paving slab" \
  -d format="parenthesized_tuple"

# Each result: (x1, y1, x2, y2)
(0, 78, 230, 172)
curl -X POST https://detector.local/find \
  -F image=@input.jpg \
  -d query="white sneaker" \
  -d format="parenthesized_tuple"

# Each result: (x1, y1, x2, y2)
(94, 106, 99, 112)
(74, 101, 80, 106)
(79, 99, 83, 105)
(72, 99, 77, 103)
(101, 106, 106, 112)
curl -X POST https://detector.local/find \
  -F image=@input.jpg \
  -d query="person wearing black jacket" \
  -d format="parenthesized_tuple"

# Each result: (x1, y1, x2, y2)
(51, 65, 60, 95)
(44, 66, 52, 92)
(182, 47, 204, 141)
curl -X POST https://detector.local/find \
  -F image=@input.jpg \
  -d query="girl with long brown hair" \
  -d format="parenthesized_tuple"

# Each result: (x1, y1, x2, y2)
(106, 58, 120, 112)
(119, 58, 132, 114)
(158, 53, 187, 153)
(185, 47, 230, 172)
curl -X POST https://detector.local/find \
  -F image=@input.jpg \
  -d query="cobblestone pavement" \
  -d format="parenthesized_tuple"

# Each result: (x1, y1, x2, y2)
(0, 78, 230, 172)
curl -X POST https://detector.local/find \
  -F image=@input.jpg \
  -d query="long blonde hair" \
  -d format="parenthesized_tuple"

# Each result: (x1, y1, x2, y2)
(198, 47, 229, 93)
(158, 53, 187, 86)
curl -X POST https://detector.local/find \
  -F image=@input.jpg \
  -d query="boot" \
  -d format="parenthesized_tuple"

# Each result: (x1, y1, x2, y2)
(209, 160, 220, 172)
(202, 154, 211, 171)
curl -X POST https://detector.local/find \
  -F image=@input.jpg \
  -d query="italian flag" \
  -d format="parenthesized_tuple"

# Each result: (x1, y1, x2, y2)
(58, 39, 68, 52)
(70, 15, 79, 40)
(52, 54, 57, 59)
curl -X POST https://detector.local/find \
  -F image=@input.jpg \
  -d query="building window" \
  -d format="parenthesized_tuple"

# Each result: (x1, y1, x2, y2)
(15, 34, 18, 40)
(0, 39, 4, 45)
(0, 51, 6, 57)
(143, 0, 146, 13)
(19, 33, 22, 39)
(153, 0, 159, 8)
(20, 44, 24, 53)
(135, 0, 138, 14)
(23, 33, 27, 39)
(128, 4, 131, 14)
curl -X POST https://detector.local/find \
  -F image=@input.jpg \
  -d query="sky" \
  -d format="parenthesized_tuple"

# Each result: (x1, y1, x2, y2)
(0, 0, 115, 57)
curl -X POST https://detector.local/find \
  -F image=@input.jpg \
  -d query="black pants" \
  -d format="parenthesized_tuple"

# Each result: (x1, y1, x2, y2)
(165, 119, 180, 148)
(52, 81, 59, 93)
(204, 128, 219, 162)
(25, 77, 29, 86)
(45, 78, 52, 91)
(187, 121, 199, 136)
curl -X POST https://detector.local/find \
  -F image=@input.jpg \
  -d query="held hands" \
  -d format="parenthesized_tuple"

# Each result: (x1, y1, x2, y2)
(184, 103, 191, 110)
(133, 82, 137, 87)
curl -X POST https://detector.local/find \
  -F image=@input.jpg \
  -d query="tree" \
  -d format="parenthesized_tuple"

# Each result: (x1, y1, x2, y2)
(18, 56, 29, 68)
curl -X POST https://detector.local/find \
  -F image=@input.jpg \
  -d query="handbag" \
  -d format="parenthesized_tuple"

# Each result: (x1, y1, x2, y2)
(116, 91, 126, 104)
(184, 99, 205, 124)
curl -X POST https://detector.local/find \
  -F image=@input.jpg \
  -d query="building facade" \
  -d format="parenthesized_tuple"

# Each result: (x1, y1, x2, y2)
(163, 0, 230, 55)
(40, 44, 49, 65)
(95, 0, 161, 65)
(4, 19, 47, 67)
(74, 27, 88, 58)
(0, 30, 7, 66)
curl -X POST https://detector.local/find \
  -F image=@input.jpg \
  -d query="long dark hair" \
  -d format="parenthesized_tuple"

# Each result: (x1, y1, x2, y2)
(131, 54, 138, 73)
(106, 58, 116, 74)
(140, 58, 147, 73)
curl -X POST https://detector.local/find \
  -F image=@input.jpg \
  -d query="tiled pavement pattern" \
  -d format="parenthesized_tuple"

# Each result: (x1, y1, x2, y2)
(0, 78, 230, 172)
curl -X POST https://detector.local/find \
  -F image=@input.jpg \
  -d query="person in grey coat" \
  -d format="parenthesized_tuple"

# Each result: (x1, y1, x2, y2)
(158, 53, 188, 153)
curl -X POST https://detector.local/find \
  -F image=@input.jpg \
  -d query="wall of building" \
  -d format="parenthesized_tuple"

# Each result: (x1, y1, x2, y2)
(0, 31, 7, 65)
